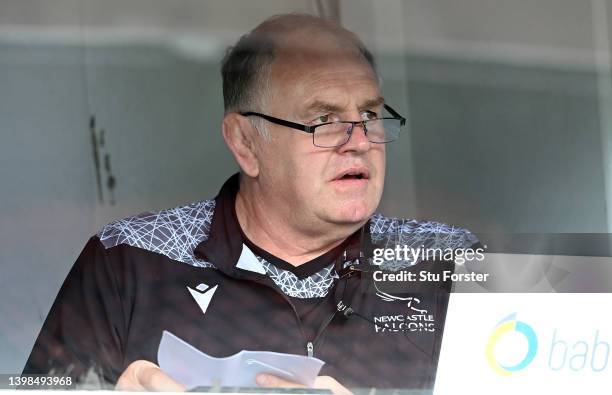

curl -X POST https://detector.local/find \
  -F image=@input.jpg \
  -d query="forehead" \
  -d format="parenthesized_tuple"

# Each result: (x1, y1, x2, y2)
(267, 35, 380, 113)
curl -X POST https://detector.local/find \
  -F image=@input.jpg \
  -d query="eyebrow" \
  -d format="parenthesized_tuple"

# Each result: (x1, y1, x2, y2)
(359, 97, 385, 111)
(302, 96, 386, 117)
(304, 100, 343, 115)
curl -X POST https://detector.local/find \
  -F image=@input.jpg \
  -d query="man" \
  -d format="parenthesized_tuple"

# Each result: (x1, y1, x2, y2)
(23, 14, 479, 393)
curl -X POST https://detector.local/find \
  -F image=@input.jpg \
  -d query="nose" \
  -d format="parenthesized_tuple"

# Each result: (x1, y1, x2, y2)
(339, 122, 371, 153)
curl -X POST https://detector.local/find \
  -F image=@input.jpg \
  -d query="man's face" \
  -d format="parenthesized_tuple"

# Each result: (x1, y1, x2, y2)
(253, 39, 386, 231)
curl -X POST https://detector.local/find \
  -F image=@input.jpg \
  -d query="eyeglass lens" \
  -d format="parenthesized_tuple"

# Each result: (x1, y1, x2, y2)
(313, 119, 401, 148)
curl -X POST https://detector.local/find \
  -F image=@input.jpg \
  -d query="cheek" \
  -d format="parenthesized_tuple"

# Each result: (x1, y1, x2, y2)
(261, 135, 303, 174)
(276, 144, 328, 198)
(294, 163, 327, 199)
(371, 147, 386, 186)
(295, 147, 332, 179)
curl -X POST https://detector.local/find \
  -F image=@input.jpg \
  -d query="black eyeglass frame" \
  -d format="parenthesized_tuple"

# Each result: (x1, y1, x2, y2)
(240, 104, 406, 147)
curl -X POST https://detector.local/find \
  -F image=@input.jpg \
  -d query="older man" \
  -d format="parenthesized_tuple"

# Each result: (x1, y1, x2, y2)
(23, 14, 478, 393)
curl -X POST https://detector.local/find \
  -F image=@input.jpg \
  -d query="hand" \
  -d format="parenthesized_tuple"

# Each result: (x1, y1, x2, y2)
(115, 360, 186, 391)
(256, 374, 353, 395)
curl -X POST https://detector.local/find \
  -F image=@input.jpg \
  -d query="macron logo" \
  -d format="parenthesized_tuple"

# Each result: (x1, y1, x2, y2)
(187, 283, 218, 315)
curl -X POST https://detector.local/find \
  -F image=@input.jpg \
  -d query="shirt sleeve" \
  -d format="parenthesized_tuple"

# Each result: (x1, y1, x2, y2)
(22, 236, 126, 388)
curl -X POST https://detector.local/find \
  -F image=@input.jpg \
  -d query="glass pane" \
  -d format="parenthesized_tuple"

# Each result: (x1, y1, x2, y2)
(2, 1, 612, 393)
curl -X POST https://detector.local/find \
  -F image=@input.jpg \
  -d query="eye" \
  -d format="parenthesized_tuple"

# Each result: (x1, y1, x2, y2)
(361, 110, 378, 120)
(311, 114, 338, 124)
(317, 114, 330, 123)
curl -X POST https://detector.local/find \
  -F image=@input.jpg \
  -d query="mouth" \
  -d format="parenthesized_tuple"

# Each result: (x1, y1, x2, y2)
(332, 167, 370, 182)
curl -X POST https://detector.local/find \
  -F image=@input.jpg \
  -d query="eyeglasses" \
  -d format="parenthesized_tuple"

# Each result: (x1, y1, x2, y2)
(240, 104, 406, 148)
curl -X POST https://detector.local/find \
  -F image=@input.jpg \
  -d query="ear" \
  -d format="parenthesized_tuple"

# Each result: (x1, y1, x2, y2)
(222, 113, 260, 177)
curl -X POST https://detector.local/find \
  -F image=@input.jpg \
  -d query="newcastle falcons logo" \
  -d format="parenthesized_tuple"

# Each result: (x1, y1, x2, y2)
(373, 283, 435, 333)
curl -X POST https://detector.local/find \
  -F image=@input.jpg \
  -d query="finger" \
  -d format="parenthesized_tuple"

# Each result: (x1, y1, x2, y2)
(314, 376, 353, 395)
(140, 366, 186, 392)
(116, 360, 153, 391)
(115, 360, 186, 392)
(255, 373, 306, 388)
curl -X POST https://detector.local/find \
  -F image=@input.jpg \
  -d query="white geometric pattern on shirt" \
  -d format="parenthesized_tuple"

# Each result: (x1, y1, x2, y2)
(259, 258, 339, 298)
(97, 201, 477, 295)
(369, 213, 479, 271)
(98, 200, 216, 268)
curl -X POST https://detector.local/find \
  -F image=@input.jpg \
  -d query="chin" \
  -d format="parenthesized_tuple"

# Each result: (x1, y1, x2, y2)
(332, 201, 376, 224)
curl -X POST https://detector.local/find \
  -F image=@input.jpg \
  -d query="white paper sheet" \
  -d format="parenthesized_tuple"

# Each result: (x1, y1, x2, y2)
(157, 331, 325, 389)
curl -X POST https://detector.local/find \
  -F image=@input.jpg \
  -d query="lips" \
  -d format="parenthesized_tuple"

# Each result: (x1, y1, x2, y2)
(332, 167, 370, 181)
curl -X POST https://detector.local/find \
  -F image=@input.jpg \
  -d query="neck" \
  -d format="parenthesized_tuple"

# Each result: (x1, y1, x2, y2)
(235, 177, 364, 266)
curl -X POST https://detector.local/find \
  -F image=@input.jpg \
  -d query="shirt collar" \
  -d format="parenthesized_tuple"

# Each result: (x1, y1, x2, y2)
(193, 173, 374, 278)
